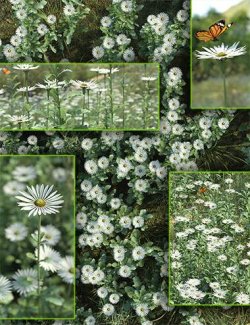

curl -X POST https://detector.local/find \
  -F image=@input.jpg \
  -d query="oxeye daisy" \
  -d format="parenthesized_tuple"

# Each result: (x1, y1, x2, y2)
(35, 244, 61, 272)
(16, 184, 64, 217)
(0, 275, 12, 303)
(195, 42, 246, 60)
(57, 256, 74, 284)
(12, 269, 38, 296)
(5, 222, 28, 242)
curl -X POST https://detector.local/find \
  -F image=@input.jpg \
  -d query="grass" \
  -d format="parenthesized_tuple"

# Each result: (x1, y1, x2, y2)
(192, 75, 250, 109)
(200, 307, 250, 325)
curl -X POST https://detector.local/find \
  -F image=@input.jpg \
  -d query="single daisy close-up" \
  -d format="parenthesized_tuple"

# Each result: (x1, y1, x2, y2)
(16, 184, 64, 217)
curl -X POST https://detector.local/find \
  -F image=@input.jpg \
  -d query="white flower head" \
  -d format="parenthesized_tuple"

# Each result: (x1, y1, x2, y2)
(57, 256, 74, 284)
(12, 269, 38, 296)
(0, 275, 12, 303)
(5, 223, 28, 242)
(35, 244, 61, 272)
(16, 184, 64, 217)
(196, 42, 247, 60)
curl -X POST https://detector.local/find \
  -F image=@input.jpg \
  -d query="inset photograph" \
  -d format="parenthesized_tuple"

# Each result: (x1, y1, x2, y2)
(0, 63, 159, 131)
(169, 171, 250, 306)
(191, 0, 250, 109)
(0, 155, 75, 319)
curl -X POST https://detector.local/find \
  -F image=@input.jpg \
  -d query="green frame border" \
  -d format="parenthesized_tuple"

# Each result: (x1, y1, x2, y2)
(0, 62, 161, 132)
(0, 154, 76, 320)
(168, 170, 250, 307)
(190, 1, 250, 110)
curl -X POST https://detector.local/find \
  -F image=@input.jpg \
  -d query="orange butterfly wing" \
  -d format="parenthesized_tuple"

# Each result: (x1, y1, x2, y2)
(195, 30, 214, 42)
(195, 20, 233, 42)
(2, 68, 11, 75)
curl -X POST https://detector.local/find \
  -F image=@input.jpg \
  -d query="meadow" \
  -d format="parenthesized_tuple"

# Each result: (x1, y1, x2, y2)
(0, 155, 75, 319)
(0, 63, 159, 130)
(169, 172, 250, 306)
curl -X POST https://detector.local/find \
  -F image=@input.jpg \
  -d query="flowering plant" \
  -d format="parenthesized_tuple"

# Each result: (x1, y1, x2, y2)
(169, 172, 250, 305)
(0, 0, 90, 62)
(0, 155, 74, 318)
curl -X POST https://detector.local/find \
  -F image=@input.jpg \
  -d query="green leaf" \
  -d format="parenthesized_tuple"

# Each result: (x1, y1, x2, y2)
(26, 252, 36, 260)
(45, 296, 64, 306)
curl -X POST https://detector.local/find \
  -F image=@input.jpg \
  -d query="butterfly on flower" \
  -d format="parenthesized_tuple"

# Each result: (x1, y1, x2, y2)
(195, 19, 233, 42)
(198, 186, 207, 194)
(0, 68, 11, 75)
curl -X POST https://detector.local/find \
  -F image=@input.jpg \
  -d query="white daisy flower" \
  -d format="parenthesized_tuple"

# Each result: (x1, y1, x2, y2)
(0, 275, 12, 303)
(40, 225, 61, 246)
(121, 0, 133, 13)
(218, 117, 230, 129)
(35, 244, 61, 272)
(102, 303, 115, 316)
(12, 269, 38, 296)
(235, 293, 249, 304)
(13, 64, 39, 71)
(5, 223, 28, 242)
(101, 16, 112, 27)
(92, 46, 105, 59)
(57, 256, 74, 284)
(196, 42, 246, 60)
(47, 15, 57, 24)
(12, 165, 37, 182)
(97, 286, 108, 298)
(16, 9, 27, 20)
(176, 9, 189, 22)
(135, 303, 149, 317)
(118, 265, 132, 278)
(16, 184, 64, 217)
(132, 246, 146, 261)
(63, 4, 76, 16)
(37, 24, 49, 36)
(123, 48, 135, 62)
(27, 135, 38, 145)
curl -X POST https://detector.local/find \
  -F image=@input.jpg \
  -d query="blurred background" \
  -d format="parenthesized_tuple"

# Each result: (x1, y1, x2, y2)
(192, 0, 250, 108)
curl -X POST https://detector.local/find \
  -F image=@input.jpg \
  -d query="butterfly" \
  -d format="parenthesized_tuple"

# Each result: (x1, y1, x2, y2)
(198, 187, 207, 194)
(195, 19, 233, 42)
(0, 68, 11, 75)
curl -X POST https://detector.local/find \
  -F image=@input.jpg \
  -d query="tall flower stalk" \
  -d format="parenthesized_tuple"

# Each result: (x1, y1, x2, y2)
(16, 185, 64, 312)
(14, 64, 39, 124)
(195, 42, 246, 107)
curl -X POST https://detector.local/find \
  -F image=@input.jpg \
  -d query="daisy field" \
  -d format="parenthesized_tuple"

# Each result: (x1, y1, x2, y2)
(169, 171, 250, 306)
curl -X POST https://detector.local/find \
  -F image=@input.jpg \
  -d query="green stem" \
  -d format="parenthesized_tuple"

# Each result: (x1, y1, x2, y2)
(37, 214, 42, 312)
(221, 60, 228, 107)
(55, 79, 62, 125)
(82, 89, 86, 126)
(24, 71, 29, 104)
(109, 65, 114, 127)
(122, 64, 126, 128)
(46, 89, 50, 128)
(97, 91, 100, 126)
(104, 76, 108, 129)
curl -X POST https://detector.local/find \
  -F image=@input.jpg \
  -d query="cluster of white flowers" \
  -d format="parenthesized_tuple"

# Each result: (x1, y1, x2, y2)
(1, 1, 89, 61)
(170, 173, 250, 305)
(92, 0, 138, 61)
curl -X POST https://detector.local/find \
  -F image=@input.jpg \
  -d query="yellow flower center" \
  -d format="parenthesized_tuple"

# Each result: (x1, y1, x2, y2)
(34, 198, 46, 207)
(216, 52, 227, 57)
